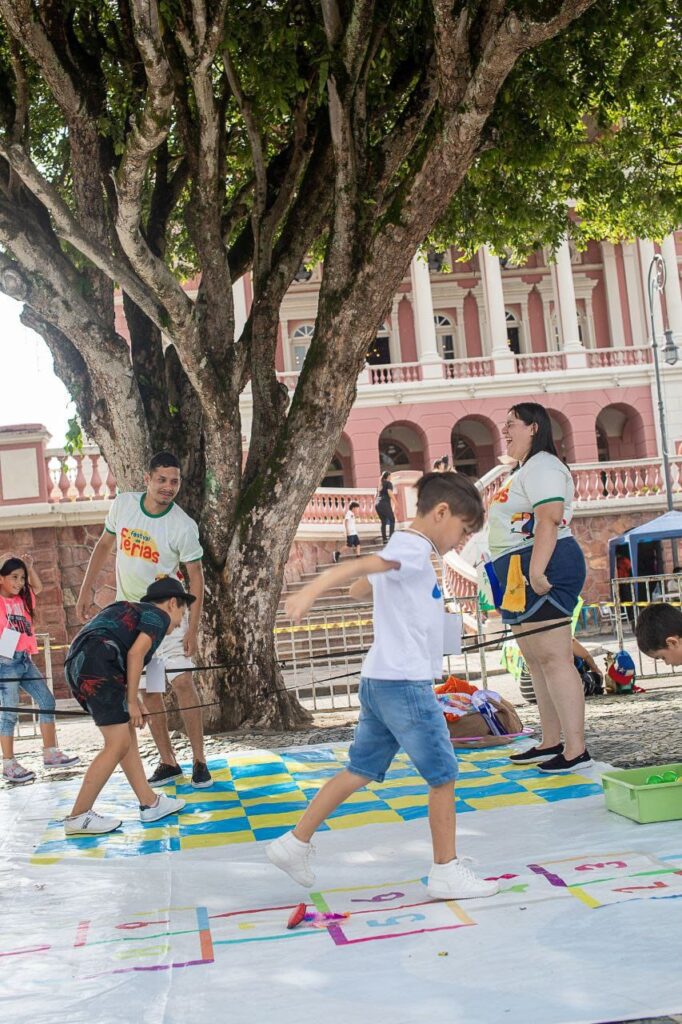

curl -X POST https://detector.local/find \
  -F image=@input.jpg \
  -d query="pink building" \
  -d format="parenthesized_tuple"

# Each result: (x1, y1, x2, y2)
(245, 232, 682, 486)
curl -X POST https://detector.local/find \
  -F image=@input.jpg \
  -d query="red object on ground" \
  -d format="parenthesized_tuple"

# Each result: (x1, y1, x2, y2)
(435, 676, 478, 696)
(287, 903, 307, 929)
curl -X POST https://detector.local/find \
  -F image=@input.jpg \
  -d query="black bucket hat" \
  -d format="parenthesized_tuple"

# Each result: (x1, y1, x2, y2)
(141, 578, 196, 605)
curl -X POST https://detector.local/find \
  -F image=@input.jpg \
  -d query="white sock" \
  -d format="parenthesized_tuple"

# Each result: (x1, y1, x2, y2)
(288, 832, 309, 847)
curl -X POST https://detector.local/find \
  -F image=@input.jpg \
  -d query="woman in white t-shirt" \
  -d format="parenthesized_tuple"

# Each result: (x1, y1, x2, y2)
(487, 403, 589, 774)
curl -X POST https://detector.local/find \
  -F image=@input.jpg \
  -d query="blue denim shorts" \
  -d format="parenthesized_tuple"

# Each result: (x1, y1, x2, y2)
(347, 678, 458, 788)
(493, 536, 586, 625)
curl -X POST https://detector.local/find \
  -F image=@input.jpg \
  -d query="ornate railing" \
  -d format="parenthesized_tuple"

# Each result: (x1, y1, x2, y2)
(442, 356, 494, 379)
(514, 352, 567, 373)
(586, 347, 652, 368)
(367, 362, 422, 384)
(45, 451, 116, 503)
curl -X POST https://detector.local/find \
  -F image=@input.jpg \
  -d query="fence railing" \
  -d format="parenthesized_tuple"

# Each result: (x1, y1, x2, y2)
(572, 458, 682, 502)
(514, 352, 567, 373)
(586, 346, 652, 368)
(442, 356, 494, 379)
(367, 362, 422, 384)
(45, 451, 116, 503)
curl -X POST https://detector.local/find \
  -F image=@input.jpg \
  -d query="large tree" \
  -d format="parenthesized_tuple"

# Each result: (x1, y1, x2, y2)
(0, 0, 679, 729)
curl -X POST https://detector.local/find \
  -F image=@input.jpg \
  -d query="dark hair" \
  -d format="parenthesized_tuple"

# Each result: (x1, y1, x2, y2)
(432, 459, 443, 471)
(0, 557, 34, 616)
(509, 403, 558, 462)
(148, 450, 181, 473)
(415, 471, 484, 532)
(349, 501, 360, 510)
(380, 471, 391, 482)
(635, 603, 682, 654)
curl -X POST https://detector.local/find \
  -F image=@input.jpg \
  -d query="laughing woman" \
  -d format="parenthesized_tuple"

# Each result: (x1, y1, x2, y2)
(488, 403, 590, 774)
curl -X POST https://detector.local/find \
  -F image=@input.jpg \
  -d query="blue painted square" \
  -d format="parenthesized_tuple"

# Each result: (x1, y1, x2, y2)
(252, 825, 296, 842)
(329, 800, 387, 818)
(456, 781, 525, 799)
(396, 804, 429, 821)
(498, 768, 544, 781)
(454, 800, 476, 813)
(229, 761, 286, 779)
(245, 801, 308, 816)
(179, 816, 251, 836)
(231, 781, 300, 800)
(177, 798, 243, 812)
(533, 783, 603, 802)
(374, 785, 428, 800)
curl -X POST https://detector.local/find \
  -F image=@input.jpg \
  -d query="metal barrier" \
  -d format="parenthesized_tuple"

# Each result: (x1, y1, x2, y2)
(611, 572, 682, 681)
(275, 595, 489, 711)
(15, 633, 54, 738)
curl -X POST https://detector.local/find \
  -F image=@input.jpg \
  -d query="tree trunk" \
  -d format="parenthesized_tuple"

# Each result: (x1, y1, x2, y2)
(200, 556, 311, 731)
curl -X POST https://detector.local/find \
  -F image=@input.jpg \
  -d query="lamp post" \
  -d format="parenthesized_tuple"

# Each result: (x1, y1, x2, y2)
(647, 254, 679, 513)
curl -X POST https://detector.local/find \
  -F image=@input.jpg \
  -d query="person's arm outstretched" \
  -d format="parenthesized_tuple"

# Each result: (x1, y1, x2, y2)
(285, 554, 398, 623)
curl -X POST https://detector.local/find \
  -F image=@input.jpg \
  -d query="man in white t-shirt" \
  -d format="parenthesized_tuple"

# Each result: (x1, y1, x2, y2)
(75, 451, 211, 789)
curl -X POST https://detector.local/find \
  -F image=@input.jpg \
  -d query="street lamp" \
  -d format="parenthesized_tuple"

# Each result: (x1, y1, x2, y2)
(647, 254, 679, 512)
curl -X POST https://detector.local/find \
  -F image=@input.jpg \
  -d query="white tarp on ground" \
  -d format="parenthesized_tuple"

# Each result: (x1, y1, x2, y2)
(1, 750, 681, 1024)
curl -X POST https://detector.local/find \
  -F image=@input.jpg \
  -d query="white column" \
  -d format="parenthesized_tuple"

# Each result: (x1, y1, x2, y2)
(661, 234, 682, 343)
(232, 275, 248, 342)
(479, 245, 515, 373)
(389, 299, 401, 363)
(637, 238, 664, 339)
(410, 253, 442, 379)
(601, 242, 624, 346)
(280, 316, 292, 371)
(554, 237, 586, 367)
(621, 242, 647, 345)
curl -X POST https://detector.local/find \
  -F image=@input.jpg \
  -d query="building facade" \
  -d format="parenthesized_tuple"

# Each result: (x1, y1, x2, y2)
(243, 232, 682, 488)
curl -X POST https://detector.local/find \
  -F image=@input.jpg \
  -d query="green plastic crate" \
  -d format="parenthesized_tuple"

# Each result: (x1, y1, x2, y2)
(601, 763, 682, 824)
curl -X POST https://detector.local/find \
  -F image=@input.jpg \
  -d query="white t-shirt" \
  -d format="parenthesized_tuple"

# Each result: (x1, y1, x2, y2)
(104, 492, 203, 601)
(344, 510, 357, 537)
(361, 531, 444, 681)
(487, 452, 574, 558)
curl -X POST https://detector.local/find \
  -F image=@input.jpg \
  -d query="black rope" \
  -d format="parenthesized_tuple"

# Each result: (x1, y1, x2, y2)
(0, 700, 224, 719)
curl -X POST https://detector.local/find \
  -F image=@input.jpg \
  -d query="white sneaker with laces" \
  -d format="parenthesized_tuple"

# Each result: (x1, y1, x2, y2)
(266, 830, 316, 887)
(427, 857, 499, 900)
(140, 792, 186, 823)
(2, 758, 35, 785)
(64, 810, 122, 836)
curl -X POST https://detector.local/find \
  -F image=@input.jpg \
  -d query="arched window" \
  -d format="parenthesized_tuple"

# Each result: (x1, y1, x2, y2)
(379, 438, 409, 468)
(451, 433, 478, 477)
(506, 310, 522, 355)
(366, 322, 391, 366)
(321, 456, 345, 487)
(434, 314, 456, 361)
(292, 323, 314, 370)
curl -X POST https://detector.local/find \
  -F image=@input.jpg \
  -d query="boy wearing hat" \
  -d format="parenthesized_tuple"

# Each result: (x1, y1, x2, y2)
(63, 579, 194, 836)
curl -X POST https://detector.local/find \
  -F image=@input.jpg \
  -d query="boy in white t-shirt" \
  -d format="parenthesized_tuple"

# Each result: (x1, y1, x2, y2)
(75, 451, 210, 790)
(343, 501, 361, 557)
(268, 473, 499, 901)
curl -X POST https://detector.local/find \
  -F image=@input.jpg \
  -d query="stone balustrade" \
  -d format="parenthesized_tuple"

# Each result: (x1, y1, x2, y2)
(586, 347, 652, 369)
(514, 352, 567, 373)
(45, 451, 117, 503)
(442, 356, 494, 379)
(367, 362, 422, 384)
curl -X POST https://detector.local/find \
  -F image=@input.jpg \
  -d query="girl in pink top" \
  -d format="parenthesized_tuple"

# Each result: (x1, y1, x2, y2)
(0, 555, 79, 784)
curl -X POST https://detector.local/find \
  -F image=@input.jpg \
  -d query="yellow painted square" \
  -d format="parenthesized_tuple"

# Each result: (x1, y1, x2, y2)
(247, 811, 304, 828)
(31, 854, 63, 866)
(523, 774, 588, 791)
(338, 790, 382, 804)
(228, 753, 285, 766)
(179, 807, 246, 826)
(370, 775, 422, 790)
(126, 824, 180, 842)
(384, 793, 430, 810)
(233, 773, 293, 790)
(325, 809, 402, 830)
(465, 792, 544, 810)
(180, 790, 241, 803)
(241, 790, 307, 807)
(455, 776, 498, 789)
(180, 829, 255, 849)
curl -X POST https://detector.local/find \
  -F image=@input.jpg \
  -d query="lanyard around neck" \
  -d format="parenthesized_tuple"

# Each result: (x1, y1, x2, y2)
(403, 527, 442, 563)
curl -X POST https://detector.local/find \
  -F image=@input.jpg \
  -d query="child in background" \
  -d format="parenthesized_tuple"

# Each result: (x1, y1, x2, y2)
(63, 579, 192, 836)
(635, 603, 682, 667)
(343, 501, 362, 558)
(268, 472, 499, 901)
(0, 554, 79, 785)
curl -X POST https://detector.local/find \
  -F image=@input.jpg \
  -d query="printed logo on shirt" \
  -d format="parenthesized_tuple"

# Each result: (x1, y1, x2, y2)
(432, 583, 442, 599)
(511, 512, 535, 540)
(120, 527, 161, 564)
(489, 481, 511, 505)
(6, 612, 33, 636)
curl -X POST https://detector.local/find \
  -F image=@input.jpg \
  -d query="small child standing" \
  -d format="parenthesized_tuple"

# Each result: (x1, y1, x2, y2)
(268, 472, 499, 901)
(343, 501, 361, 557)
(0, 554, 79, 785)
(63, 579, 193, 836)
(636, 603, 682, 666)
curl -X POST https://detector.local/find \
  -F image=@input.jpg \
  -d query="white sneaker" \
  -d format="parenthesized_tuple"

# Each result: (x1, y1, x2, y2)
(140, 792, 186, 823)
(266, 831, 316, 887)
(427, 858, 499, 900)
(65, 810, 122, 836)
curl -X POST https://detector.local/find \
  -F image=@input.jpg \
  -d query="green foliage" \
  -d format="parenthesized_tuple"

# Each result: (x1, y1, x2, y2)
(62, 415, 84, 467)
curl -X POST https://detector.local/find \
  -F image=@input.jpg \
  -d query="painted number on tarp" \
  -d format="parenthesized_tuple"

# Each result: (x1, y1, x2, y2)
(366, 913, 426, 928)
(351, 891, 405, 904)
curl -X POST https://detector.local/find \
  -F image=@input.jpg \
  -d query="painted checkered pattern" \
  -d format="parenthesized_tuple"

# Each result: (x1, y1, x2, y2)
(31, 745, 603, 864)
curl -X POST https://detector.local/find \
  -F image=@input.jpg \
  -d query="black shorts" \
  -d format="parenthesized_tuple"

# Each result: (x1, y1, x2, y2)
(346, 534, 360, 548)
(65, 637, 129, 727)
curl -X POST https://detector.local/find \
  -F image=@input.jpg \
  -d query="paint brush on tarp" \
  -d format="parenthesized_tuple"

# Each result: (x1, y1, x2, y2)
(286, 904, 350, 930)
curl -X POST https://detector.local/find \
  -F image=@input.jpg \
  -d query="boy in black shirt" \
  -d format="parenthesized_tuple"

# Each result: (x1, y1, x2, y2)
(64, 579, 194, 836)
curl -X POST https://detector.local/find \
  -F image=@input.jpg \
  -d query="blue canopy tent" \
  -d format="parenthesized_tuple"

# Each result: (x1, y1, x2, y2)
(608, 510, 682, 578)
